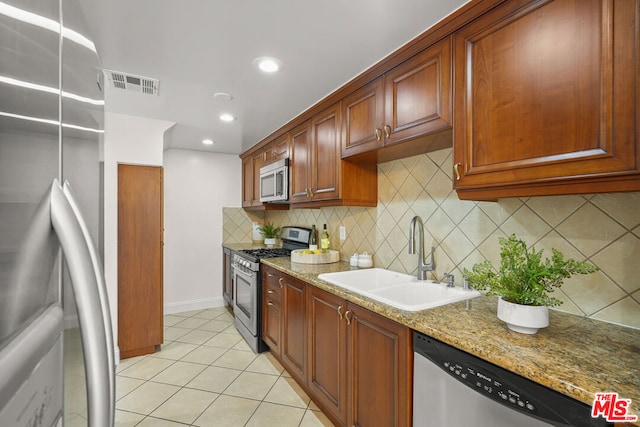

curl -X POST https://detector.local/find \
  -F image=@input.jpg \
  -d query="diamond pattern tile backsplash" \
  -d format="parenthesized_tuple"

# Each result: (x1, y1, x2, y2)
(224, 143, 640, 329)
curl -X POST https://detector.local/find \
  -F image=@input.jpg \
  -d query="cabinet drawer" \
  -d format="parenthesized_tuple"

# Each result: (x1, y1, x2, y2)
(262, 267, 284, 301)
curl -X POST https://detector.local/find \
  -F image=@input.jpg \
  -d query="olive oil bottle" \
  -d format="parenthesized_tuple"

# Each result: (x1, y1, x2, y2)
(320, 224, 330, 252)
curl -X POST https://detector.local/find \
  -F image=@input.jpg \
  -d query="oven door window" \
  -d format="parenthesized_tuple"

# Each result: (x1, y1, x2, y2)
(234, 271, 254, 328)
(260, 173, 275, 199)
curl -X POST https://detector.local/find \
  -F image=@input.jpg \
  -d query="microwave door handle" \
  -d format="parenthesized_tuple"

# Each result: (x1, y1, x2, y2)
(50, 179, 114, 427)
(62, 180, 116, 426)
(276, 171, 283, 197)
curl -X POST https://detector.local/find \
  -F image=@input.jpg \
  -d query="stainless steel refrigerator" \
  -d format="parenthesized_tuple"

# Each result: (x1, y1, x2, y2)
(0, 0, 114, 426)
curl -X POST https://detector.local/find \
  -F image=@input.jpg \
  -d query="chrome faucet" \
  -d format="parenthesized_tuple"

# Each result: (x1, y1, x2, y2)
(408, 216, 435, 280)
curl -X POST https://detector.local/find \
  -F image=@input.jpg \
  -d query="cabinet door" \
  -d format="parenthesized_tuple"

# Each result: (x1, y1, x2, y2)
(262, 299, 281, 355)
(310, 102, 341, 201)
(289, 121, 312, 203)
(251, 151, 263, 206)
(384, 36, 452, 146)
(347, 304, 412, 427)
(241, 156, 253, 207)
(453, 0, 639, 199)
(222, 248, 233, 307)
(342, 77, 385, 157)
(281, 275, 306, 381)
(307, 287, 348, 425)
(262, 268, 283, 354)
(263, 133, 290, 165)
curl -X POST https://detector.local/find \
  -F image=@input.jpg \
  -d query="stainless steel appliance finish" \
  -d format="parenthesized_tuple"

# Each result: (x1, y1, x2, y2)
(259, 158, 289, 202)
(0, 1, 113, 425)
(232, 226, 311, 352)
(413, 332, 609, 427)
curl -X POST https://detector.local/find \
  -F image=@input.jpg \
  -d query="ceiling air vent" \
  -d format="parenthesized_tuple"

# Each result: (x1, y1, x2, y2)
(103, 69, 159, 95)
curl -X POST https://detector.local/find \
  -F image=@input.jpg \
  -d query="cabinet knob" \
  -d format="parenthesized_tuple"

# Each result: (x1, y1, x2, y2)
(375, 128, 382, 141)
(345, 310, 352, 325)
(454, 163, 462, 181)
(337, 305, 344, 320)
(267, 289, 274, 294)
(383, 124, 391, 139)
(267, 301, 274, 306)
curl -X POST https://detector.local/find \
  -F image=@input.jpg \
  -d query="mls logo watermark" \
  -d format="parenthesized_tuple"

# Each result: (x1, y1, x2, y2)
(591, 392, 638, 422)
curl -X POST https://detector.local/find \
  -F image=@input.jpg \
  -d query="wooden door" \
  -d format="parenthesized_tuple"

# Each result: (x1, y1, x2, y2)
(453, 0, 639, 199)
(118, 164, 163, 359)
(310, 103, 341, 201)
(342, 77, 385, 158)
(384, 36, 452, 146)
(289, 121, 312, 203)
(307, 287, 348, 425)
(347, 304, 412, 427)
(281, 275, 306, 381)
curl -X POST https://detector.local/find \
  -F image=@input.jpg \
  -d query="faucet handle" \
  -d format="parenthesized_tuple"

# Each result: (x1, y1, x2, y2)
(443, 273, 455, 287)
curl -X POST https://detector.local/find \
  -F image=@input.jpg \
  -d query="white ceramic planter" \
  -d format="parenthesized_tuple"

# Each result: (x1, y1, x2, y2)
(497, 297, 549, 334)
(264, 237, 276, 246)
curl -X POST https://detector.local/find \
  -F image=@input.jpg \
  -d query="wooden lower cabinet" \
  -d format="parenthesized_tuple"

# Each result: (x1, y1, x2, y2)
(281, 275, 306, 381)
(307, 287, 348, 423)
(262, 267, 412, 426)
(347, 304, 412, 427)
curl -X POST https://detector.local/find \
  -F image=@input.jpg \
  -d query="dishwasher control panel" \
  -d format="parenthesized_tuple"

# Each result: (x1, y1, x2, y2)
(442, 360, 538, 414)
(413, 331, 611, 427)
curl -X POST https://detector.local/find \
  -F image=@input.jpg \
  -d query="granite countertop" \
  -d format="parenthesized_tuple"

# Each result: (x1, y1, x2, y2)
(261, 257, 640, 422)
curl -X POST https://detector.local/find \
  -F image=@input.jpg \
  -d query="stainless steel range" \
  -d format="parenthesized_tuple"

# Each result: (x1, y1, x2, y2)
(232, 226, 312, 352)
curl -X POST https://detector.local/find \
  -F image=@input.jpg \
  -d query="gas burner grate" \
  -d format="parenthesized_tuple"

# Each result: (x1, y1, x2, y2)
(239, 248, 291, 259)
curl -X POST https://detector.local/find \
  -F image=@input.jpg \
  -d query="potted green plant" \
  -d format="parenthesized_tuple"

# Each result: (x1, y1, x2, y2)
(463, 234, 598, 334)
(258, 222, 281, 246)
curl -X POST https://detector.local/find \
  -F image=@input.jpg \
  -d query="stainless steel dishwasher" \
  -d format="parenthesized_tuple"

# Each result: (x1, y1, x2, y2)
(413, 331, 611, 426)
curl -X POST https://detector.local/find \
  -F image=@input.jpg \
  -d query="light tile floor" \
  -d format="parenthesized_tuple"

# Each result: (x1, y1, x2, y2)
(63, 307, 334, 426)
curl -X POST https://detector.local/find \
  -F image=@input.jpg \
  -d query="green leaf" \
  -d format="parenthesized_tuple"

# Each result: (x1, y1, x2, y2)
(462, 234, 598, 307)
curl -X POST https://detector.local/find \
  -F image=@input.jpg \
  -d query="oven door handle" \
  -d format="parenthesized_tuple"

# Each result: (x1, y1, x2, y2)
(234, 266, 256, 279)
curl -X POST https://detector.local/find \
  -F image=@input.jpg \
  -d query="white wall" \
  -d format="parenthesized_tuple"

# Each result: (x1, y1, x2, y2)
(103, 112, 174, 360)
(163, 148, 241, 314)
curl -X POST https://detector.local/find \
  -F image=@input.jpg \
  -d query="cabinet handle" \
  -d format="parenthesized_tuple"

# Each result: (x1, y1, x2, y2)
(267, 273, 275, 277)
(383, 124, 391, 139)
(278, 277, 284, 288)
(308, 188, 314, 197)
(267, 301, 273, 306)
(337, 305, 344, 320)
(267, 289, 274, 294)
(454, 163, 461, 181)
(375, 128, 382, 141)
(345, 310, 352, 325)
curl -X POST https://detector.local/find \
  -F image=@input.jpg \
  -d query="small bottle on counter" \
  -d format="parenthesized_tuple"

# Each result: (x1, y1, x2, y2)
(309, 225, 318, 251)
(321, 224, 330, 252)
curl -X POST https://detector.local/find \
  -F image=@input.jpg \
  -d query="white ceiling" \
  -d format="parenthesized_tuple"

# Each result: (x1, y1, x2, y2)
(77, 0, 469, 155)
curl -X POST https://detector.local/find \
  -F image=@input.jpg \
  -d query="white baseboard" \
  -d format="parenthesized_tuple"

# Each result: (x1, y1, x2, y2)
(164, 296, 225, 315)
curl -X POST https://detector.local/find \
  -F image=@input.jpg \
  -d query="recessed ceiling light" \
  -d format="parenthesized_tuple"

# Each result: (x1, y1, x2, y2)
(213, 92, 233, 101)
(219, 113, 235, 122)
(202, 138, 214, 145)
(253, 56, 283, 73)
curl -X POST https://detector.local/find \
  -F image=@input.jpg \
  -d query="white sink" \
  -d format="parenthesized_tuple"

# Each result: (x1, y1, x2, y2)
(318, 268, 481, 312)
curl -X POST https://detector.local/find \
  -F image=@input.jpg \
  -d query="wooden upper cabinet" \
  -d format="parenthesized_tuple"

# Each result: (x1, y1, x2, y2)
(291, 102, 378, 207)
(263, 133, 290, 166)
(453, 0, 640, 200)
(241, 156, 254, 208)
(342, 37, 452, 158)
(310, 103, 341, 201)
(342, 77, 385, 156)
(289, 120, 312, 203)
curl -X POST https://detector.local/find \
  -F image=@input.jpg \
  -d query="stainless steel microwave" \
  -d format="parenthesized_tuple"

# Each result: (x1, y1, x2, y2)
(259, 158, 288, 202)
